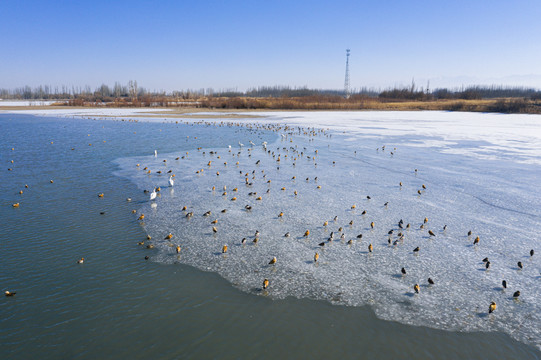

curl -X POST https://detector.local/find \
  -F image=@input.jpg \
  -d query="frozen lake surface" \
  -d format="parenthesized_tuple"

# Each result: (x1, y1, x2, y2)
(110, 111, 541, 350)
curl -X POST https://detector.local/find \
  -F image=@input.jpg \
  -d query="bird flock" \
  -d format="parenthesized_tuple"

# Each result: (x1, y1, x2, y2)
(5, 115, 539, 349)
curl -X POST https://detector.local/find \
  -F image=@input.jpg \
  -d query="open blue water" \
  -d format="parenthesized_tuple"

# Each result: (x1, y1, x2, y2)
(1, 113, 540, 359)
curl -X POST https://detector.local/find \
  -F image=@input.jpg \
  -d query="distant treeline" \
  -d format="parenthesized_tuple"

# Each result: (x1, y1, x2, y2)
(2, 81, 540, 102)
(2, 81, 541, 113)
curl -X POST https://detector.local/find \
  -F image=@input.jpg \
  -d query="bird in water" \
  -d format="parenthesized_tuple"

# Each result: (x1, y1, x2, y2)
(263, 278, 269, 289)
(169, 176, 174, 187)
(77, 257, 84, 264)
(165, 233, 173, 240)
(489, 301, 497, 313)
(176, 245, 181, 254)
(269, 257, 277, 265)
(414, 284, 420, 294)
(154, 150, 157, 157)
(222, 245, 228, 253)
(150, 188, 157, 201)
(5, 291, 16, 297)
(138, 214, 145, 221)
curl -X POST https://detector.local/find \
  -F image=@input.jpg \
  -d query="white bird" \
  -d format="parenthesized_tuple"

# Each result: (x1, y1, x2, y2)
(228, 145, 231, 150)
(168, 176, 174, 187)
(154, 149, 157, 157)
(238, 141, 244, 147)
(150, 188, 157, 200)
(249, 140, 255, 146)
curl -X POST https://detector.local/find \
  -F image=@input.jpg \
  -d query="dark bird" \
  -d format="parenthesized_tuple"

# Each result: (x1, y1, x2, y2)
(502, 280, 507, 289)
(284, 232, 290, 237)
(413, 247, 420, 252)
(356, 234, 363, 239)
(319, 242, 326, 247)
(428, 278, 435, 285)
(468, 230, 472, 236)
(530, 249, 535, 257)
(414, 284, 420, 293)
(368, 243, 373, 252)
(269, 257, 277, 265)
(485, 261, 490, 269)
(482, 257, 489, 262)
(366, 196, 371, 199)
(428, 230, 435, 236)
(347, 239, 353, 245)
(513, 291, 520, 298)
(5, 291, 16, 297)
(401, 267, 406, 275)
(473, 236, 479, 245)
(517, 261, 523, 269)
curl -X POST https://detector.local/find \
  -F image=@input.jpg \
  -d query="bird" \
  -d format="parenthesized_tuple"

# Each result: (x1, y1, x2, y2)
(428, 230, 435, 236)
(502, 280, 507, 289)
(414, 284, 420, 293)
(12, 203, 19, 208)
(482, 257, 489, 262)
(428, 278, 435, 285)
(98, 193, 104, 198)
(77, 257, 84, 264)
(222, 245, 228, 253)
(485, 261, 491, 270)
(513, 291, 520, 298)
(314, 252, 319, 262)
(368, 243, 373, 252)
(269, 257, 277, 265)
(468, 230, 472, 236)
(489, 301, 497, 313)
(213, 226, 218, 233)
(169, 176, 174, 186)
(517, 261, 523, 269)
(150, 188, 157, 201)
(203, 211, 211, 217)
(154, 149, 157, 157)
(530, 249, 535, 257)
(165, 233, 173, 240)
(356, 234, 363, 239)
(304, 230, 310, 237)
(370, 222, 374, 228)
(176, 245, 181, 253)
(473, 236, 479, 245)
(284, 232, 290, 237)
(413, 247, 420, 253)
(5, 291, 16, 297)
(241, 238, 247, 244)
(318, 242, 326, 247)
(401, 267, 407, 275)
(278, 212, 284, 218)
(263, 278, 269, 289)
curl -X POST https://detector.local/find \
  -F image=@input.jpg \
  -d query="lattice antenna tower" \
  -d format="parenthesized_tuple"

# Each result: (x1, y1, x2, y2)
(344, 49, 351, 99)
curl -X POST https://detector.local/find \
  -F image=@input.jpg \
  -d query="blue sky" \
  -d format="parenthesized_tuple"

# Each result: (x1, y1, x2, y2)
(1, 0, 541, 91)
